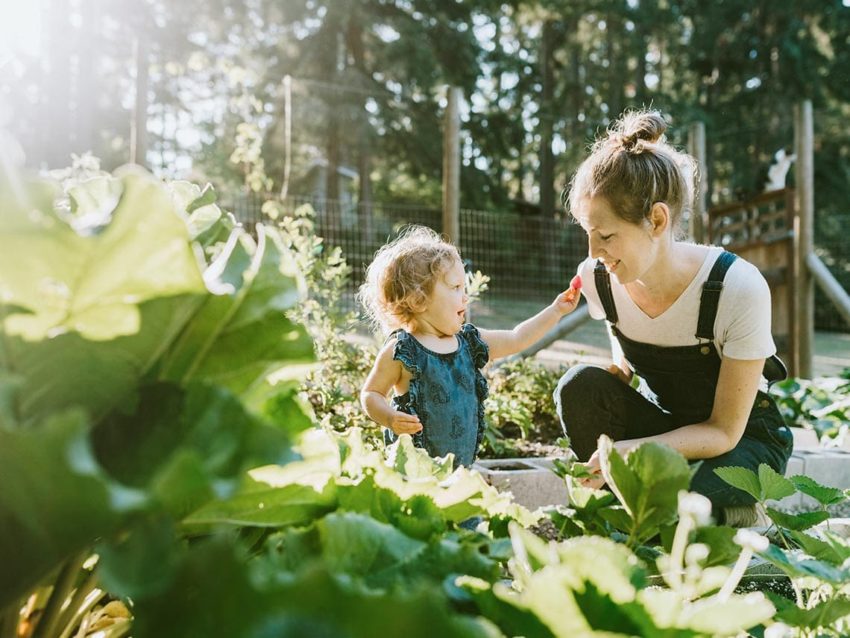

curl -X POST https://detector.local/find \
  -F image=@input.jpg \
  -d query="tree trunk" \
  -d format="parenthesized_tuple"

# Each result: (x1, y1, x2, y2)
(606, 8, 623, 120)
(322, 15, 342, 223)
(346, 10, 373, 242)
(44, 0, 73, 167)
(131, 33, 149, 167)
(540, 19, 555, 218)
(567, 14, 583, 154)
(75, 0, 96, 155)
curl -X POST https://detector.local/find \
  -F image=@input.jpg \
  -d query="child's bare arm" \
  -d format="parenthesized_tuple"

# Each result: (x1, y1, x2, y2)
(360, 341, 422, 435)
(479, 279, 582, 360)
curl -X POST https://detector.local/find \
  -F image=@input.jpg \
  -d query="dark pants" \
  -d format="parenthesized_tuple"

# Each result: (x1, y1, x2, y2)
(554, 365, 793, 509)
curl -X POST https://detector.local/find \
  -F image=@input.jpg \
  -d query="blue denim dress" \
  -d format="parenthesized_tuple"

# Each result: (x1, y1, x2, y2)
(384, 324, 489, 467)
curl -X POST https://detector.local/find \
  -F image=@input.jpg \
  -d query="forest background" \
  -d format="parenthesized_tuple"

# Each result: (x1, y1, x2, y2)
(2, 0, 849, 329)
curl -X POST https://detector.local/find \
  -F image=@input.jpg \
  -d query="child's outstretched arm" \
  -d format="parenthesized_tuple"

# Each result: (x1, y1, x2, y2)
(478, 275, 582, 360)
(360, 340, 423, 435)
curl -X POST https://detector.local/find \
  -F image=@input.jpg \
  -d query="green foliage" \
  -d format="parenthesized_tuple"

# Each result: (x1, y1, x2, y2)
(263, 201, 380, 437)
(458, 524, 775, 637)
(713, 464, 796, 503)
(771, 372, 850, 443)
(0, 162, 314, 633)
(599, 437, 695, 547)
(483, 358, 568, 458)
(7, 160, 850, 637)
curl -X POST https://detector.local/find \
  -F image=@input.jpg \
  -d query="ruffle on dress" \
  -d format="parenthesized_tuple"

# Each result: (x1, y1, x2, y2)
(459, 324, 490, 454)
(390, 329, 425, 448)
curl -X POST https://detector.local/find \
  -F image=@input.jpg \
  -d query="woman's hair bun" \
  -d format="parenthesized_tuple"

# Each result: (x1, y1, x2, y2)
(613, 110, 667, 151)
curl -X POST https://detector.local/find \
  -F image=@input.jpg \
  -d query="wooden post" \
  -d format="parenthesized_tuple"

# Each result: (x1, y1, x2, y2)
(442, 87, 462, 244)
(687, 121, 707, 244)
(793, 100, 814, 378)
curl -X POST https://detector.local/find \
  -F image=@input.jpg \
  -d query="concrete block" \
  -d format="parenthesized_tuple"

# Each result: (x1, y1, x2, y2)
(784, 453, 806, 478)
(795, 449, 850, 488)
(813, 518, 850, 540)
(473, 458, 568, 511)
(791, 427, 820, 450)
(788, 449, 850, 509)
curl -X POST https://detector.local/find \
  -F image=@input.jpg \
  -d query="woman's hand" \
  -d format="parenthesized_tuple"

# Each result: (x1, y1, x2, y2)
(579, 440, 635, 489)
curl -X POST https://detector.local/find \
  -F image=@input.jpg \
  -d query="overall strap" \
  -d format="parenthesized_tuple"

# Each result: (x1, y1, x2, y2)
(594, 260, 619, 324)
(695, 251, 738, 340)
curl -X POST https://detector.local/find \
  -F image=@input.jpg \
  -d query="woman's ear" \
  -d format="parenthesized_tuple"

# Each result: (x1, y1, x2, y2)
(648, 202, 670, 236)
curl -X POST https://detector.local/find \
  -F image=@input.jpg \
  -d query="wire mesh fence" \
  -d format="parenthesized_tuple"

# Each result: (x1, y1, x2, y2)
(225, 191, 849, 333)
(225, 192, 588, 313)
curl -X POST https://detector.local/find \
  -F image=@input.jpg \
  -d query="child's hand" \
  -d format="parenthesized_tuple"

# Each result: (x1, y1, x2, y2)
(387, 410, 423, 435)
(552, 275, 582, 315)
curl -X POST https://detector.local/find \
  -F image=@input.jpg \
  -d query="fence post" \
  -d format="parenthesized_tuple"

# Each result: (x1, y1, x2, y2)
(793, 99, 814, 378)
(442, 87, 462, 244)
(687, 121, 707, 244)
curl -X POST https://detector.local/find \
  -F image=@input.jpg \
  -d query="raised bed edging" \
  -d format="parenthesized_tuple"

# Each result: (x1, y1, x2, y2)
(475, 446, 850, 512)
(472, 457, 568, 511)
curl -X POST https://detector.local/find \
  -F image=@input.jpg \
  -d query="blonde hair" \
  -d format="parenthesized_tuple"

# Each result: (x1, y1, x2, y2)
(565, 110, 696, 232)
(358, 226, 461, 334)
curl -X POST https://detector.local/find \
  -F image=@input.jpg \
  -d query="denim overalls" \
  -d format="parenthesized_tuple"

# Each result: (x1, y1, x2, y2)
(555, 251, 793, 508)
(385, 324, 490, 468)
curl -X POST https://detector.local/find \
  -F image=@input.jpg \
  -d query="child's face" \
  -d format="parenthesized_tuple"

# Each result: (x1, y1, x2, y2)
(575, 196, 661, 284)
(416, 259, 468, 337)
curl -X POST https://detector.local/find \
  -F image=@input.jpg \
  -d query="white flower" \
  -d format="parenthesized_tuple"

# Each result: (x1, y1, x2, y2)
(685, 543, 710, 567)
(734, 528, 769, 553)
(678, 492, 712, 526)
(764, 622, 793, 638)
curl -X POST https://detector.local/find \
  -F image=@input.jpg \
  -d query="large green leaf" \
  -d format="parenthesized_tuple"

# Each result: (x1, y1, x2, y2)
(767, 591, 850, 629)
(674, 591, 775, 634)
(182, 482, 337, 528)
(757, 464, 796, 501)
(92, 382, 296, 518)
(0, 169, 212, 425)
(713, 466, 761, 501)
(790, 474, 848, 506)
(601, 438, 692, 544)
(714, 464, 796, 503)
(787, 529, 850, 565)
(766, 507, 830, 531)
(0, 169, 206, 342)
(0, 411, 141, 606)
(157, 224, 313, 396)
(128, 538, 492, 638)
(758, 543, 850, 584)
(4, 295, 203, 426)
(456, 575, 557, 638)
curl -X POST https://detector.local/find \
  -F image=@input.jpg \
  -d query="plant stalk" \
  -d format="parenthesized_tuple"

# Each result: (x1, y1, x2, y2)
(32, 553, 87, 638)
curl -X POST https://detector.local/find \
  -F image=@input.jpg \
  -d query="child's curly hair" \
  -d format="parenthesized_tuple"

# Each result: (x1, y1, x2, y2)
(358, 226, 461, 334)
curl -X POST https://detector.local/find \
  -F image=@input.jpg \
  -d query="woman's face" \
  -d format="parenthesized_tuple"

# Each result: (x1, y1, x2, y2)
(574, 196, 662, 284)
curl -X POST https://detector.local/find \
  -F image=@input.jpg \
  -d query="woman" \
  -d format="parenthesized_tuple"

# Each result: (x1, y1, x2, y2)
(555, 110, 792, 526)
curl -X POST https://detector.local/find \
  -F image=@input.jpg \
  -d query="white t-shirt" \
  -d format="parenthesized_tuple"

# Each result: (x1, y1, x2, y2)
(577, 245, 777, 363)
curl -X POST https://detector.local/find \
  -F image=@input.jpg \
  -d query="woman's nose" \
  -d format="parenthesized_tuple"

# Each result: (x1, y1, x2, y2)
(588, 236, 602, 259)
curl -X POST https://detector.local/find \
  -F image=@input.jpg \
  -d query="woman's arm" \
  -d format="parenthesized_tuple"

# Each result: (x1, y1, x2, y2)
(582, 356, 764, 485)
(639, 356, 765, 458)
(360, 340, 422, 435)
(478, 287, 581, 360)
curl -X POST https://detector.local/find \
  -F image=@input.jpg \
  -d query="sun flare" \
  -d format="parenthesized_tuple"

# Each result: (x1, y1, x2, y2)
(0, 0, 43, 60)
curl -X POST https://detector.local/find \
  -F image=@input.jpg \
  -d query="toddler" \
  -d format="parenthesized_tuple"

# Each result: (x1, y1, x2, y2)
(359, 226, 581, 467)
